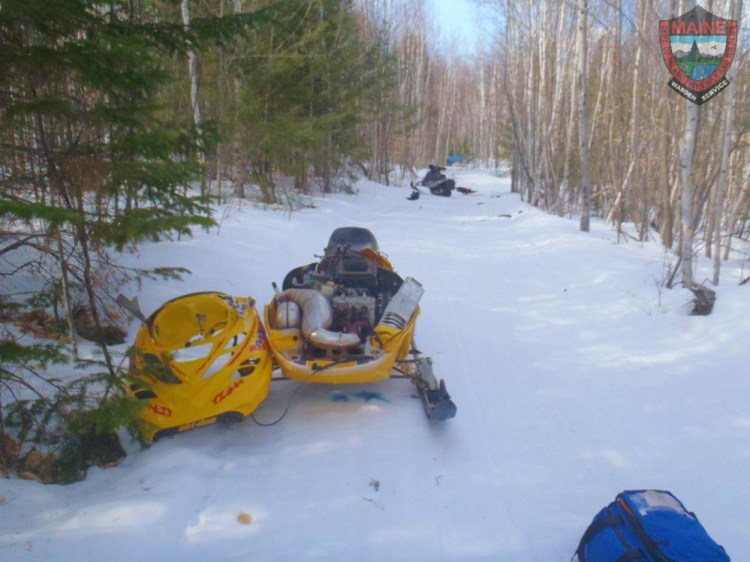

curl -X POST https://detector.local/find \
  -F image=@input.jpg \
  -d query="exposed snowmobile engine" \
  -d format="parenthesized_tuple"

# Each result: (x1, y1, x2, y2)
(263, 228, 456, 421)
(281, 288, 360, 349)
(332, 292, 377, 337)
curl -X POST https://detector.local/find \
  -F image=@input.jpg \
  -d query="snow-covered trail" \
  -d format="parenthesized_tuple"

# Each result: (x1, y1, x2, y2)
(2, 169, 749, 561)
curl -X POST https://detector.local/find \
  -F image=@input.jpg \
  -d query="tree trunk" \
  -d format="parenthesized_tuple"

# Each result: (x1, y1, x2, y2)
(181, 0, 207, 195)
(712, 0, 741, 285)
(630, 3, 646, 240)
(576, 0, 591, 232)
(679, 103, 700, 286)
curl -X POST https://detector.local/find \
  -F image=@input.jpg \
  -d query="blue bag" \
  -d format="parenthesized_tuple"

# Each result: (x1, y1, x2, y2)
(574, 490, 730, 561)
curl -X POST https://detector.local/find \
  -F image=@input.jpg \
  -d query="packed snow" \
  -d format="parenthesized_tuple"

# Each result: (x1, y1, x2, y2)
(1, 169, 749, 561)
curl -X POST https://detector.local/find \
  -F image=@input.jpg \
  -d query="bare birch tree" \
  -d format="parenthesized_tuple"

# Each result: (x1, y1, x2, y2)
(712, 0, 742, 284)
(181, 0, 207, 194)
(577, 0, 592, 232)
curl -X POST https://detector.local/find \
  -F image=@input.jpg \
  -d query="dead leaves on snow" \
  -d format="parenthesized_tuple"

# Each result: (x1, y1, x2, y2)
(237, 512, 253, 525)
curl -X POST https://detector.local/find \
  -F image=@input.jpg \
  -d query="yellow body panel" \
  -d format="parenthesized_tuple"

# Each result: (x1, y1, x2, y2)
(359, 248, 394, 271)
(127, 293, 273, 442)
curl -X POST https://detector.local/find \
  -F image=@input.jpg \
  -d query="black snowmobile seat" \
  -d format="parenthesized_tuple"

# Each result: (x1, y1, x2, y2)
(324, 227, 379, 256)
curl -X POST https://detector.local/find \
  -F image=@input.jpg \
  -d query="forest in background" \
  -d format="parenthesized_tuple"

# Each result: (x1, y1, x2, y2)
(497, 0, 749, 291)
(161, 0, 750, 289)
(1, 0, 749, 482)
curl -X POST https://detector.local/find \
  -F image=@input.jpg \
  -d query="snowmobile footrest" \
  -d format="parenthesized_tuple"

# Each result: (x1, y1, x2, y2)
(416, 357, 457, 421)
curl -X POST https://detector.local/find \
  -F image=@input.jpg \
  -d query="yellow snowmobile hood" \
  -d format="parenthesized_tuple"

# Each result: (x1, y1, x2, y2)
(127, 292, 273, 442)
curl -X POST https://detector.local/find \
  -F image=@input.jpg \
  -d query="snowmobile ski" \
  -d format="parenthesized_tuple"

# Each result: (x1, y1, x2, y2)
(414, 357, 457, 421)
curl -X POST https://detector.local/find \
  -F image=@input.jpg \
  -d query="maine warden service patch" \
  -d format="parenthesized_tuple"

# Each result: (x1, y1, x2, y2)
(660, 5, 737, 105)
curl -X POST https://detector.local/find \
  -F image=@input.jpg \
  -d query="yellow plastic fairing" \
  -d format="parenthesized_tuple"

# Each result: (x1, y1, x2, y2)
(359, 247, 394, 271)
(128, 292, 273, 442)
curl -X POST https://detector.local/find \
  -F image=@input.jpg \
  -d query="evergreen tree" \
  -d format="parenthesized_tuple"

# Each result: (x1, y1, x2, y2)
(0, 0, 213, 373)
(227, 0, 400, 198)
(0, 0, 269, 482)
(689, 40, 700, 62)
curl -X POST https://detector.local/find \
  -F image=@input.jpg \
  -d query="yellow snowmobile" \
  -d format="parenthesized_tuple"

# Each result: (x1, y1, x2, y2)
(126, 228, 456, 443)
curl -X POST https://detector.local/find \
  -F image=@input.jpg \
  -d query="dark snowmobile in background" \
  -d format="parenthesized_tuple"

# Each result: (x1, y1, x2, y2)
(411, 164, 456, 197)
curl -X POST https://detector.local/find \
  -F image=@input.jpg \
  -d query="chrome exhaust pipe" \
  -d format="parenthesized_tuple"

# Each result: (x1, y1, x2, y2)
(281, 289, 360, 349)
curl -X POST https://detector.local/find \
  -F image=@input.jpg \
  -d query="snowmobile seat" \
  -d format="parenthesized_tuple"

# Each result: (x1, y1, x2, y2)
(324, 227, 379, 256)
